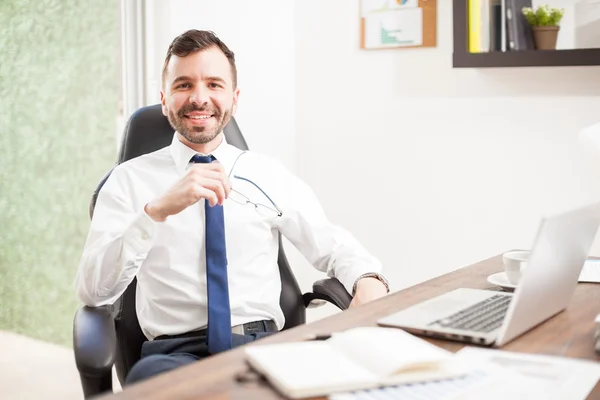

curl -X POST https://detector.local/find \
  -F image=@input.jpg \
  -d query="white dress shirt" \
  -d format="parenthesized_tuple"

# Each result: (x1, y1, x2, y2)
(76, 133, 383, 340)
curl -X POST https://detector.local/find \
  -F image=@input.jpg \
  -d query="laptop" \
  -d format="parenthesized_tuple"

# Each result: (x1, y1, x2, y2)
(378, 201, 600, 347)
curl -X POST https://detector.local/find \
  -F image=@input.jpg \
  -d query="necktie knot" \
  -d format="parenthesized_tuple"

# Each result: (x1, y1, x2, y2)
(191, 155, 215, 164)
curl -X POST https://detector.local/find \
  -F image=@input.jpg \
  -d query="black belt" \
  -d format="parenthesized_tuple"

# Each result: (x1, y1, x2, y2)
(155, 320, 278, 341)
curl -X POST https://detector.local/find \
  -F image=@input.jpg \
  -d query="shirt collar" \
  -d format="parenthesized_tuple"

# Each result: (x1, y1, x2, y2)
(169, 132, 242, 175)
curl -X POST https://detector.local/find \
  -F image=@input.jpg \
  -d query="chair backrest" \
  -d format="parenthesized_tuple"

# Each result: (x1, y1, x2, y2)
(91, 104, 305, 384)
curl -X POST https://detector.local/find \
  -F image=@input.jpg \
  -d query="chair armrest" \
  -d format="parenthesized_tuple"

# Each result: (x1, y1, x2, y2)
(303, 277, 352, 310)
(73, 305, 117, 377)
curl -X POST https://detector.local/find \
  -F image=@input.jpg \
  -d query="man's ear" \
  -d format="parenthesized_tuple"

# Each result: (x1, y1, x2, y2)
(231, 88, 240, 115)
(160, 91, 168, 116)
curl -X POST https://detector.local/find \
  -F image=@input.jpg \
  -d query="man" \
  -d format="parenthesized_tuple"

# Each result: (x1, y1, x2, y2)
(76, 29, 388, 385)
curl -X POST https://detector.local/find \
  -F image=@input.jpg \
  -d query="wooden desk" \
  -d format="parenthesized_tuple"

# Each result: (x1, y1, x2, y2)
(100, 254, 600, 400)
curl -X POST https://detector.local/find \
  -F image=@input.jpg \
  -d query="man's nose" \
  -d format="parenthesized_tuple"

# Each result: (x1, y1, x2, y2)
(189, 86, 209, 105)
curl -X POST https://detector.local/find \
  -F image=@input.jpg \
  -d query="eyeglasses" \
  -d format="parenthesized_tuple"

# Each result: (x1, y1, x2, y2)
(228, 175, 283, 218)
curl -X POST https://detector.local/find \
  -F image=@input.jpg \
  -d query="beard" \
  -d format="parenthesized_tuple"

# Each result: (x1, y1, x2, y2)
(167, 102, 233, 144)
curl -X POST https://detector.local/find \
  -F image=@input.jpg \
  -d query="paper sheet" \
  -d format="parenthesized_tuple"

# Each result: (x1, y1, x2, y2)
(451, 348, 600, 400)
(362, 0, 423, 49)
(329, 369, 495, 400)
(580, 260, 600, 283)
(330, 347, 600, 400)
(361, 0, 418, 16)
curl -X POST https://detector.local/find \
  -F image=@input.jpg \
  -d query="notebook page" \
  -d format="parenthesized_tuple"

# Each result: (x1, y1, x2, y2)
(330, 370, 493, 400)
(245, 341, 378, 397)
(328, 327, 453, 377)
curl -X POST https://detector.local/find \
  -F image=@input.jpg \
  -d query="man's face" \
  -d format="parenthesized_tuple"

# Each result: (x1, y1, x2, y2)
(160, 47, 239, 146)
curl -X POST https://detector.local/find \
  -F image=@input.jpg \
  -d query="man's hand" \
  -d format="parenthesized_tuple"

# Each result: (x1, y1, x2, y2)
(145, 162, 231, 222)
(349, 277, 388, 308)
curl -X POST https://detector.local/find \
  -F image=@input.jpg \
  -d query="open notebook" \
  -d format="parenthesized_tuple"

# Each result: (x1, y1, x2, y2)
(244, 326, 468, 399)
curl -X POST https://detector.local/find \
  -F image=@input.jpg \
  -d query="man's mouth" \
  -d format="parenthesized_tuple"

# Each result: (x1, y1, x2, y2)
(186, 114, 213, 120)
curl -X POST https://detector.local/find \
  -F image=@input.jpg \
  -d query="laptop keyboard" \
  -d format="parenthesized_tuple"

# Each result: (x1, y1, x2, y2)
(428, 294, 512, 333)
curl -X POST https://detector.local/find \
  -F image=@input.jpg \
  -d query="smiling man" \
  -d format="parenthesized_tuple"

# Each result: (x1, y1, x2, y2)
(75, 29, 389, 385)
(160, 43, 238, 153)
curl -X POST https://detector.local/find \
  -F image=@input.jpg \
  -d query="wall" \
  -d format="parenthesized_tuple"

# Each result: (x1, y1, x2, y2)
(539, 0, 600, 49)
(159, 1, 600, 321)
(292, 0, 600, 302)
(0, 0, 119, 346)
(574, 0, 600, 48)
(146, 0, 296, 172)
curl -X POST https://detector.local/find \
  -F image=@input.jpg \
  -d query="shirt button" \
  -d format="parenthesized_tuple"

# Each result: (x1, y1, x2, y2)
(141, 232, 150, 240)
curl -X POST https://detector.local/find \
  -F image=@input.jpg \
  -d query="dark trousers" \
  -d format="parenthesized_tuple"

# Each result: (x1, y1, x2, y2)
(126, 331, 274, 385)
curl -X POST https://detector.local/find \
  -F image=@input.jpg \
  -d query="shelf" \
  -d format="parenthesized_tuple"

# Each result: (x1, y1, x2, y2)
(452, 0, 600, 68)
(453, 48, 600, 68)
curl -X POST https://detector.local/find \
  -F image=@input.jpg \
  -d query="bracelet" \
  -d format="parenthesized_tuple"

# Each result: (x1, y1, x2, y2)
(352, 273, 390, 296)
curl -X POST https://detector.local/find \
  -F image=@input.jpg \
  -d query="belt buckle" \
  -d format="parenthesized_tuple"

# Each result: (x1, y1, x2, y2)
(243, 321, 263, 335)
(231, 324, 245, 335)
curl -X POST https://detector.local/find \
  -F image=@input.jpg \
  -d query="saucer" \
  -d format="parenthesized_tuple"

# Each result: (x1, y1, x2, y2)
(487, 272, 517, 291)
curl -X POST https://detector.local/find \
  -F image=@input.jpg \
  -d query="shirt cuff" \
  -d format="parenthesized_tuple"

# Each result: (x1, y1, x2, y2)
(351, 272, 390, 296)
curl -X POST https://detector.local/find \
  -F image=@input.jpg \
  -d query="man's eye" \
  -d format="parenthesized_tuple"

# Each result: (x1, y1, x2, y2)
(176, 83, 191, 89)
(208, 83, 222, 89)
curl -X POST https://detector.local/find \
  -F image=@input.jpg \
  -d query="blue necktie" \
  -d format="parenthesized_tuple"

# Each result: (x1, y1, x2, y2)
(191, 155, 232, 354)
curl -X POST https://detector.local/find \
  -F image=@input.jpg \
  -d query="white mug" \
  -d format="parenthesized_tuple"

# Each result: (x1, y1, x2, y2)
(502, 250, 530, 285)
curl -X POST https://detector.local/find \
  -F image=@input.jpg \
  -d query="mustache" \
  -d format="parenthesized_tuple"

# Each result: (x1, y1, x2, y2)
(178, 103, 221, 117)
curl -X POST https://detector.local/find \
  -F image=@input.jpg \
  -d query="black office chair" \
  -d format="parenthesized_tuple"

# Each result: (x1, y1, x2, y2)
(72, 104, 353, 398)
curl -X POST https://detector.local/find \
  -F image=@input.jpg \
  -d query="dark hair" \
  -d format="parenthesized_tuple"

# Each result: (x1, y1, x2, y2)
(162, 30, 237, 89)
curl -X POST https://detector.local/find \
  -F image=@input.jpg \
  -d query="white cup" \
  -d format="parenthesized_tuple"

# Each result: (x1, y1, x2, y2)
(502, 250, 530, 285)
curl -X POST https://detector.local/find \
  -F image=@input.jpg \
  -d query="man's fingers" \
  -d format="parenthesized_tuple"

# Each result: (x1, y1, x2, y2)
(195, 178, 227, 205)
(203, 170, 231, 200)
(190, 162, 227, 174)
(188, 165, 223, 179)
(222, 176, 231, 199)
(188, 166, 230, 200)
(193, 186, 219, 207)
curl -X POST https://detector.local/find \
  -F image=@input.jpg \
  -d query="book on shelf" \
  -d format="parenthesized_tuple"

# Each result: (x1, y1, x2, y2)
(469, 0, 533, 53)
(505, 0, 534, 50)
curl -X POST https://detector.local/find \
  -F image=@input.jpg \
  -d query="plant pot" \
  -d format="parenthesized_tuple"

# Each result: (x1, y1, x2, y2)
(532, 26, 560, 50)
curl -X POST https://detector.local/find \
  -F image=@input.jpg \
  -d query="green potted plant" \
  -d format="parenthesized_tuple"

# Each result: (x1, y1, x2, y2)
(522, 5, 565, 50)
